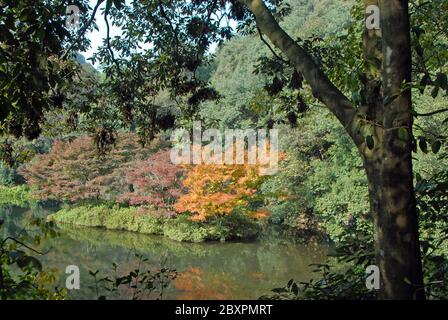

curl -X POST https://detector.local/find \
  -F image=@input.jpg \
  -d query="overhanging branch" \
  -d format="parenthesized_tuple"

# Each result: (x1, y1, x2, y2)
(415, 108, 448, 117)
(257, 27, 290, 65)
(239, 0, 356, 133)
(62, 0, 105, 60)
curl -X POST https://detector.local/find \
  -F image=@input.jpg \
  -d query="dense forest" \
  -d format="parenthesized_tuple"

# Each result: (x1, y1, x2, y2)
(0, 0, 447, 300)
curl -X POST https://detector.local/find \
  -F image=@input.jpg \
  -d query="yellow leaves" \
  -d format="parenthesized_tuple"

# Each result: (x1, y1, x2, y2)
(174, 162, 268, 221)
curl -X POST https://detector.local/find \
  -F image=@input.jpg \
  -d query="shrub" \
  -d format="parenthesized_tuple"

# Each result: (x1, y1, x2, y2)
(0, 185, 33, 207)
(174, 162, 268, 221)
(0, 164, 25, 186)
(49, 205, 261, 242)
(117, 149, 183, 214)
(161, 214, 210, 243)
(20, 133, 160, 203)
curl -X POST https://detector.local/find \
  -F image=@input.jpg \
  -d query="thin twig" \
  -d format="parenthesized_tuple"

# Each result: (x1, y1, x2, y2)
(257, 27, 290, 65)
(104, 12, 122, 74)
(1, 237, 50, 255)
(415, 108, 448, 117)
(62, 0, 105, 59)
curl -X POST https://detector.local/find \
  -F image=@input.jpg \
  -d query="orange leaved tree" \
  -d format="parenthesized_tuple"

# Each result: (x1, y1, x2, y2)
(174, 163, 268, 222)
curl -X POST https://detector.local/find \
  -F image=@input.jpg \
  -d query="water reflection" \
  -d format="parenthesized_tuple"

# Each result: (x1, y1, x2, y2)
(0, 205, 328, 300)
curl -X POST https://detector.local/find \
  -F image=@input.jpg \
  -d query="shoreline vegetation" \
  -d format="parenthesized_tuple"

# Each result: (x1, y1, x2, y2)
(0, 185, 33, 207)
(48, 205, 262, 243)
(0, 182, 289, 244)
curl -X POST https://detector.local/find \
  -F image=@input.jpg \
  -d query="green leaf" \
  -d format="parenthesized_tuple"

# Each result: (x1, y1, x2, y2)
(351, 90, 362, 106)
(431, 86, 439, 98)
(291, 282, 299, 295)
(415, 44, 424, 58)
(419, 74, 431, 94)
(431, 141, 441, 154)
(411, 26, 425, 38)
(419, 137, 428, 153)
(89, 270, 99, 277)
(411, 138, 417, 153)
(398, 127, 409, 141)
(17, 255, 42, 272)
(366, 135, 375, 150)
(415, 172, 422, 182)
(9, 250, 25, 261)
(436, 73, 448, 90)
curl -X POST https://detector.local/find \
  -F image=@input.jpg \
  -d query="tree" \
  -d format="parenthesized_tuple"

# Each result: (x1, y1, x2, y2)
(174, 162, 267, 221)
(124, 0, 435, 299)
(240, 0, 424, 299)
(0, 0, 92, 139)
(117, 149, 183, 215)
(20, 133, 158, 202)
(2, 0, 446, 299)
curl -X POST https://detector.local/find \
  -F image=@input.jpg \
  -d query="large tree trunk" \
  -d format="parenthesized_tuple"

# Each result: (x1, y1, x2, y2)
(370, 0, 424, 299)
(362, 0, 424, 299)
(242, 0, 425, 299)
(364, 156, 424, 299)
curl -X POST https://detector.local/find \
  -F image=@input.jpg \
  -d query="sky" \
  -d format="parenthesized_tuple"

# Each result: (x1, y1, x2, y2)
(81, 0, 122, 62)
(80, 0, 230, 64)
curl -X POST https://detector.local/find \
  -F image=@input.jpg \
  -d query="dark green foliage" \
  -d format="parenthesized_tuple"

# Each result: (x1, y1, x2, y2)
(0, 217, 67, 300)
(88, 253, 176, 300)
(0, 0, 91, 139)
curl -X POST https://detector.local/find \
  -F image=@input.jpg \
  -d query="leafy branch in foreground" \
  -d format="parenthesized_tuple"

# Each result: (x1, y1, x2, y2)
(0, 217, 66, 300)
(88, 253, 177, 300)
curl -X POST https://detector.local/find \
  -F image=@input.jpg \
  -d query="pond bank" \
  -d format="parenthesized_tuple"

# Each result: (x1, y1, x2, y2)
(0, 185, 33, 207)
(48, 205, 262, 242)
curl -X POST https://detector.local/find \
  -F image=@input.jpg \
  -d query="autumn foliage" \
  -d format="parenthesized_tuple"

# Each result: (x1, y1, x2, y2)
(21, 134, 271, 222)
(20, 133, 158, 202)
(117, 149, 183, 214)
(174, 163, 268, 221)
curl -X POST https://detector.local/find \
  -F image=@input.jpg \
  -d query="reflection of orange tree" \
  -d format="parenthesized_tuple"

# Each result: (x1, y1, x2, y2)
(174, 163, 270, 222)
(175, 266, 235, 300)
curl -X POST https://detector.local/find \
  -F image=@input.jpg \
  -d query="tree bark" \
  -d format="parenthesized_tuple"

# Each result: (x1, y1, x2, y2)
(241, 0, 425, 299)
(373, 0, 424, 299)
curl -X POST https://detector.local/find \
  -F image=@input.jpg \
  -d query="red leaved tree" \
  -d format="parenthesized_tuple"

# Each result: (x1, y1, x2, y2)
(117, 149, 184, 215)
(20, 133, 160, 202)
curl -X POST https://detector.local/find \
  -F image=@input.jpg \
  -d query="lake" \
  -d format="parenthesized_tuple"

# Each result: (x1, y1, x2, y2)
(0, 205, 329, 300)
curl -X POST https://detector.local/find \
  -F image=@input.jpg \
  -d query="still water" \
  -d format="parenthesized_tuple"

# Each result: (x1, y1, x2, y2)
(0, 205, 328, 300)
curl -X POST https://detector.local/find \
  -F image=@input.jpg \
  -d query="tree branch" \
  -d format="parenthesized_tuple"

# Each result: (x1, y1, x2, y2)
(104, 13, 121, 74)
(62, 0, 105, 60)
(257, 27, 290, 65)
(2, 237, 50, 255)
(239, 0, 356, 132)
(414, 108, 448, 117)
